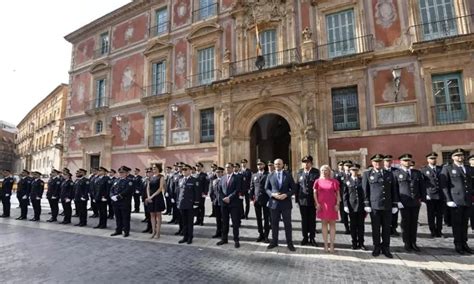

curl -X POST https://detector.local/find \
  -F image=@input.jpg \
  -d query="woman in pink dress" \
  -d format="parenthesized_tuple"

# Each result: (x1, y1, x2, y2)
(313, 165, 340, 253)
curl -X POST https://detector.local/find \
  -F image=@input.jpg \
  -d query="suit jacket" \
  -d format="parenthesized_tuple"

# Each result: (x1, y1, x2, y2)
(265, 170, 296, 211)
(394, 168, 426, 208)
(440, 164, 473, 207)
(133, 175, 143, 196)
(218, 173, 243, 207)
(60, 179, 74, 201)
(250, 171, 269, 206)
(74, 177, 90, 202)
(177, 176, 200, 210)
(241, 168, 252, 193)
(343, 176, 364, 213)
(195, 171, 210, 196)
(93, 176, 109, 202)
(362, 169, 398, 210)
(210, 177, 221, 206)
(17, 177, 31, 199)
(110, 177, 134, 205)
(295, 168, 320, 206)
(30, 178, 44, 200)
(46, 177, 61, 199)
(420, 165, 443, 200)
(1, 176, 14, 197)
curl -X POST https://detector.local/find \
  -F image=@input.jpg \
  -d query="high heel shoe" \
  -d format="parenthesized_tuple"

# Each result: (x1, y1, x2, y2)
(150, 232, 156, 239)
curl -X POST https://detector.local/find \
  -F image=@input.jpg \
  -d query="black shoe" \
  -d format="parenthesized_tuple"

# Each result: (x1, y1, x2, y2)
(435, 232, 442, 238)
(167, 220, 175, 224)
(87, 208, 93, 211)
(256, 235, 265, 242)
(263, 237, 270, 243)
(93, 225, 101, 229)
(212, 234, 221, 239)
(352, 244, 358, 250)
(301, 238, 308, 246)
(382, 249, 393, 258)
(309, 238, 317, 247)
(99, 226, 107, 229)
(455, 246, 465, 255)
(72, 214, 78, 217)
(90, 214, 98, 218)
(267, 243, 278, 249)
(62, 221, 71, 224)
(372, 247, 381, 257)
(59, 212, 65, 216)
(74, 223, 81, 226)
(287, 244, 296, 252)
(360, 244, 367, 251)
(16, 216, 24, 220)
(141, 218, 148, 223)
(430, 232, 436, 238)
(391, 229, 400, 236)
(178, 239, 188, 244)
(108, 216, 114, 219)
(29, 218, 39, 222)
(187, 239, 193, 244)
(142, 228, 152, 233)
(174, 231, 182, 236)
(209, 214, 215, 217)
(462, 244, 473, 254)
(123, 232, 129, 237)
(1, 215, 10, 218)
(404, 243, 412, 252)
(193, 221, 200, 225)
(411, 244, 421, 252)
(133, 210, 140, 213)
(234, 241, 240, 248)
(344, 230, 350, 235)
(47, 218, 57, 222)
(216, 240, 228, 246)
(79, 224, 86, 227)
(110, 232, 122, 236)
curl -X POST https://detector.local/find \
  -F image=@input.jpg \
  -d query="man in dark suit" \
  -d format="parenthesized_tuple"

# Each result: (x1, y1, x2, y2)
(177, 164, 200, 244)
(217, 163, 243, 248)
(16, 170, 31, 220)
(59, 172, 74, 224)
(240, 159, 252, 220)
(250, 159, 270, 243)
(1, 169, 14, 218)
(132, 168, 143, 213)
(194, 162, 209, 226)
(343, 164, 366, 250)
(440, 148, 473, 254)
(394, 154, 426, 252)
(295, 155, 320, 246)
(265, 158, 296, 252)
(420, 152, 444, 237)
(88, 168, 98, 218)
(383, 155, 400, 236)
(210, 166, 224, 238)
(363, 154, 399, 258)
(110, 166, 134, 237)
(93, 167, 110, 229)
(46, 169, 62, 222)
(30, 171, 44, 221)
(469, 154, 474, 233)
(74, 169, 90, 227)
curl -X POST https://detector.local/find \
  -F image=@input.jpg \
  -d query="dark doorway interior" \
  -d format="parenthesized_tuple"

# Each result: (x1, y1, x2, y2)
(90, 155, 100, 171)
(249, 114, 291, 171)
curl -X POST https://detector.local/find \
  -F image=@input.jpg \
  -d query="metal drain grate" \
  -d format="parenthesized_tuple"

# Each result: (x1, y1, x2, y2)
(420, 269, 458, 284)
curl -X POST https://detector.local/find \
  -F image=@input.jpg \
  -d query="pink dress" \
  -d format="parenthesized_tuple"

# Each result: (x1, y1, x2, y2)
(313, 178, 340, 221)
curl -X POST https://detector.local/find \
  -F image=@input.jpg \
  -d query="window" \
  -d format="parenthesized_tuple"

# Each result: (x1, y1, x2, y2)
(326, 9, 356, 58)
(261, 29, 277, 67)
(95, 79, 107, 108)
(200, 108, 214, 142)
(100, 32, 109, 55)
(442, 150, 471, 165)
(198, 47, 215, 85)
(331, 86, 360, 131)
(151, 61, 166, 95)
(198, 0, 216, 21)
(95, 121, 103, 134)
(155, 8, 168, 36)
(432, 73, 466, 124)
(152, 116, 165, 147)
(419, 0, 456, 41)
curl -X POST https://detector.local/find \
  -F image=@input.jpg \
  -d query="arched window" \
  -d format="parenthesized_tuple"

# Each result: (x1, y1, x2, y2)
(95, 120, 103, 134)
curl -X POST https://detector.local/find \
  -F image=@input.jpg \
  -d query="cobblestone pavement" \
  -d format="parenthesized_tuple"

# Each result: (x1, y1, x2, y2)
(0, 194, 473, 283)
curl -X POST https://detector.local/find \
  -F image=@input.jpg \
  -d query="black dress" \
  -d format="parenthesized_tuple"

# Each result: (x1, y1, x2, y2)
(148, 175, 166, 213)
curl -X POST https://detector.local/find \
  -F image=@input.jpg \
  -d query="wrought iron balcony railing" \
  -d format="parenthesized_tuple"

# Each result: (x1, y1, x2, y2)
(186, 69, 221, 88)
(432, 102, 472, 125)
(85, 97, 112, 114)
(149, 21, 170, 37)
(143, 82, 173, 97)
(148, 134, 165, 148)
(192, 2, 218, 22)
(410, 14, 474, 43)
(93, 46, 110, 59)
(230, 48, 300, 76)
(315, 34, 374, 60)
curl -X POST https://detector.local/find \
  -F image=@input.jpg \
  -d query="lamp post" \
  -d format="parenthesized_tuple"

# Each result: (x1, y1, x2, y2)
(392, 67, 402, 102)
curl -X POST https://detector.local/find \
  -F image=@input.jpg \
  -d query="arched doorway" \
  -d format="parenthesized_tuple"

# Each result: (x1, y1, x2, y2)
(249, 114, 291, 170)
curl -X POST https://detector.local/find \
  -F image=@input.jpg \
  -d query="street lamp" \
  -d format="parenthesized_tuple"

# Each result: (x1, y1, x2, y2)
(392, 67, 402, 102)
(170, 104, 178, 113)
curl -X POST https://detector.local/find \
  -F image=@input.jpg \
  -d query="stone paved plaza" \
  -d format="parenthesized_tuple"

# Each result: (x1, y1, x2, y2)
(0, 194, 473, 283)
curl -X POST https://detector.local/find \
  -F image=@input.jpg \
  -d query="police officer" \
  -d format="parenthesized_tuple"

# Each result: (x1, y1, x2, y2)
(194, 162, 209, 226)
(16, 170, 31, 220)
(74, 169, 89, 226)
(46, 169, 62, 222)
(267, 161, 275, 174)
(88, 168, 99, 218)
(107, 169, 117, 219)
(335, 161, 351, 234)
(440, 148, 473, 254)
(1, 169, 14, 217)
(240, 159, 252, 220)
(132, 168, 143, 213)
(164, 166, 173, 215)
(141, 167, 153, 233)
(343, 164, 366, 250)
(60, 172, 74, 224)
(363, 154, 399, 258)
(295, 155, 320, 246)
(208, 163, 218, 217)
(170, 163, 184, 230)
(30, 171, 44, 221)
(383, 155, 400, 236)
(468, 154, 474, 233)
(210, 166, 224, 239)
(110, 166, 134, 237)
(177, 164, 200, 244)
(420, 152, 444, 237)
(93, 167, 110, 229)
(395, 154, 426, 252)
(250, 159, 270, 243)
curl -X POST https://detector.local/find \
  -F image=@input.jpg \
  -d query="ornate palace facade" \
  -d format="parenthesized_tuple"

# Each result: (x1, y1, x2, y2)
(63, 0, 474, 172)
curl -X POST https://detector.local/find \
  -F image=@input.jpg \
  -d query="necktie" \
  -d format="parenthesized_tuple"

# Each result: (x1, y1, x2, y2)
(277, 172, 282, 187)
(227, 175, 231, 186)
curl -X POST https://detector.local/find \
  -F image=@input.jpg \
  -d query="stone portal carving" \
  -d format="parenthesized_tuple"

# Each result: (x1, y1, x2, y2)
(375, 0, 397, 28)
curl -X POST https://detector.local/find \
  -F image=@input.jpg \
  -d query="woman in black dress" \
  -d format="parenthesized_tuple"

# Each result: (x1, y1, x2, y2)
(145, 164, 166, 238)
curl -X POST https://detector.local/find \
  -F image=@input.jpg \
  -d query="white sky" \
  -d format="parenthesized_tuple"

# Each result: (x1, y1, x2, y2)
(0, 0, 130, 126)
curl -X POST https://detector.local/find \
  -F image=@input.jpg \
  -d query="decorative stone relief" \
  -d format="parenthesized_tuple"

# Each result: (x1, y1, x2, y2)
(177, 3, 188, 17)
(375, 0, 397, 29)
(121, 67, 135, 92)
(302, 27, 312, 42)
(172, 111, 187, 129)
(125, 26, 134, 42)
(382, 82, 408, 102)
(76, 83, 85, 101)
(224, 48, 231, 61)
(119, 118, 131, 141)
(233, 0, 293, 28)
(176, 51, 186, 75)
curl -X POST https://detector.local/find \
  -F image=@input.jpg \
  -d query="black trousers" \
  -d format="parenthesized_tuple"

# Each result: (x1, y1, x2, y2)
(349, 211, 365, 246)
(180, 209, 194, 241)
(31, 199, 41, 220)
(48, 198, 59, 220)
(470, 205, 474, 230)
(426, 199, 443, 235)
(244, 192, 250, 218)
(299, 205, 316, 239)
(76, 200, 87, 225)
(443, 202, 451, 226)
(165, 194, 172, 214)
(213, 204, 222, 235)
(107, 199, 114, 218)
(98, 201, 108, 227)
(255, 202, 271, 238)
(172, 202, 180, 223)
(133, 193, 141, 212)
(339, 202, 349, 231)
(370, 209, 392, 249)
(271, 208, 293, 245)
(19, 198, 28, 218)
(391, 209, 399, 231)
(451, 206, 471, 247)
(62, 201, 72, 223)
(113, 203, 131, 234)
(221, 205, 241, 242)
(91, 199, 98, 215)
(1, 196, 11, 216)
(195, 197, 206, 223)
(400, 206, 420, 245)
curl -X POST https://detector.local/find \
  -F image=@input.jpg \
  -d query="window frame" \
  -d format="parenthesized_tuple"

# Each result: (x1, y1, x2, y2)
(200, 108, 215, 143)
(197, 46, 215, 85)
(152, 116, 166, 147)
(331, 86, 360, 131)
(325, 9, 356, 58)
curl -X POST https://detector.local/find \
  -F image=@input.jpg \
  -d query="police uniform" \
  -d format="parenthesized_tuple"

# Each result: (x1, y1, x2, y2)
(88, 172, 98, 218)
(440, 148, 473, 254)
(170, 167, 184, 229)
(295, 156, 320, 245)
(362, 154, 399, 258)
(194, 163, 210, 226)
(250, 161, 270, 243)
(343, 164, 365, 249)
(74, 171, 90, 226)
(132, 170, 143, 213)
(30, 172, 44, 221)
(1, 172, 14, 217)
(383, 155, 400, 236)
(16, 172, 31, 220)
(107, 172, 116, 219)
(59, 175, 74, 224)
(46, 171, 62, 222)
(469, 154, 474, 231)
(335, 161, 351, 234)
(240, 159, 252, 220)
(110, 166, 134, 237)
(420, 152, 444, 237)
(93, 169, 110, 229)
(164, 167, 173, 215)
(207, 164, 218, 217)
(177, 165, 200, 244)
(209, 168, 223, 238)
(394, 154, 426, 252)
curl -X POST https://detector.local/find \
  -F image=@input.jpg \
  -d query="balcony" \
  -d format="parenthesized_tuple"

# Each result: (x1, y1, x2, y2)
(192, 2, 218, 23)
(230, 48, 300, 77)
(315, 34, 374, 60)
(148, 134, 165, 148)
(93, 46, 110, 59)
(431, 102, 473, 125)
(410, 14, 474, 43)
(140, 82, 173, 104)
(186, 69, 221, 89)
(85, 97, 112, 115)
(149, 21, 169, 38)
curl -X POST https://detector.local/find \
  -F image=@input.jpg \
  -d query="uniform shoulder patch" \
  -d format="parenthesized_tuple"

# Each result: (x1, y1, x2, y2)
(129, 181, 133, 186)
(85, 181, 90, 185)
(196, 182, 199, 186)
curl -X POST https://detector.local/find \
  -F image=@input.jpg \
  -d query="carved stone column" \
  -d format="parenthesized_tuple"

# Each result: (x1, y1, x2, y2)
(222, 48, 231, 79)
(301, 27, 315, 62)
